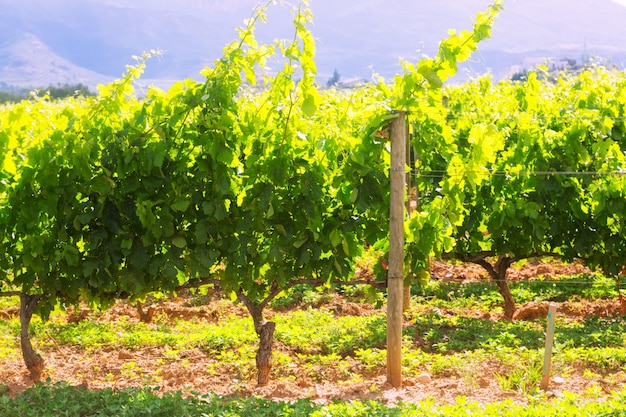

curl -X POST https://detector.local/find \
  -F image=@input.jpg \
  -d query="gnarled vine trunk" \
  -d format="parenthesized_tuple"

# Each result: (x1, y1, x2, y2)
(494, 256, 516, 320)
(255, 321, 276, 386)
(474, 255, 516, 320)
(493, 273, 516, 320)
(20, 294, 45, 381)
(237, 291, 275, 386)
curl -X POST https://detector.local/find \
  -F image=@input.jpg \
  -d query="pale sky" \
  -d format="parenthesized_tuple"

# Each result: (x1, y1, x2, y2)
(3, 0, 626, 86)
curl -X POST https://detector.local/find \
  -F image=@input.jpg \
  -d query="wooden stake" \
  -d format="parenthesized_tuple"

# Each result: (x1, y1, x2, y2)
(540, 303, 558, 391)
(387, 111, 406, 388)
(403, 122, 412, 312)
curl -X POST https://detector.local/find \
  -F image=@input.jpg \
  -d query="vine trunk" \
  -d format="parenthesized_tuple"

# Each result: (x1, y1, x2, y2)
(19, 294, 45, 381)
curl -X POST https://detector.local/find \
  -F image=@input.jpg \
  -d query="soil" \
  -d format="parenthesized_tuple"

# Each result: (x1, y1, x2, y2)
(1, 259, 625, 406)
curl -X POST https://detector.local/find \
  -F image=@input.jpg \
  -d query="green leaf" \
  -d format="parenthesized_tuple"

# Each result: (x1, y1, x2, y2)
(129, 246, 150, 269)
(293, 236, 308, 248)
(136, 202, 156, 228)
(342, 239, 350, 257)
(172, 199, 191, 212)
(163, 262, 178, 280)
(152, 141, 167, 168)
(62, 245, 80, 267)
(91, 175, 115, 195)
(330, 230, 342, 247)
(302, 94, 317, 117)
(349, 188, 359, 204)
(82, 260, 99, 277)
(172, 236, 187, 249)
(195, 220, 210, 245)
(217, 147, 236, 166)
(417, 63, 443, 89)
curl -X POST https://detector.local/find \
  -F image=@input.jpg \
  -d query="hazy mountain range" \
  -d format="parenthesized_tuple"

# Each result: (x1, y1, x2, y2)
(2, 0, 626, 90)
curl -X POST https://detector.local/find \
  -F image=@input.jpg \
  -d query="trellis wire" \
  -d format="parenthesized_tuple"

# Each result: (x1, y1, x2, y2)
(413, 169, 626, 179)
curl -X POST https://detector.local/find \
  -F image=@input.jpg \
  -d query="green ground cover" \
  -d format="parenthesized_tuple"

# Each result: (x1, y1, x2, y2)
(1, 382, 626, 416)
(1, 269, 625, 415)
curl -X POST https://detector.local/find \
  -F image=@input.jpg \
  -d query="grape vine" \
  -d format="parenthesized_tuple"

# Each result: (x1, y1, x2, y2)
(0, 0, 505, 383)
(409, 67, 626, 318)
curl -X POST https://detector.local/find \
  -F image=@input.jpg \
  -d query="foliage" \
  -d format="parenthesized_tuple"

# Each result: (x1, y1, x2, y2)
(401, 61, 626, 318)
(2, 0, 623, 326)
(1, 0, 626, 409)
(410, 66, 626, 274)
(2, 382, 626, 416)
(0, 0, 504, 317)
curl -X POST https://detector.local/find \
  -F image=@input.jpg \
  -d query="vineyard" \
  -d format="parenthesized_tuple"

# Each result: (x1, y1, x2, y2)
(1, 0, 626, 415)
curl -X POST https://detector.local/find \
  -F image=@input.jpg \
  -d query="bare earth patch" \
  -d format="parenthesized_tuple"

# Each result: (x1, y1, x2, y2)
(429, 258, 591, 282)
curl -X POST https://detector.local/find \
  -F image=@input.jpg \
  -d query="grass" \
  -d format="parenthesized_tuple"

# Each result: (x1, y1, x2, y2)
(494, 353, 544, 395)
(0, 382, 318, 417)
(0, 320, 19, 360)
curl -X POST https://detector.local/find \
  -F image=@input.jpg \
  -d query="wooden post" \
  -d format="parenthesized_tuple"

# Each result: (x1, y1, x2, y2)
(403, 122, 412, 312)
(387, 111, 406, 388)
(540, 303, 558, 391)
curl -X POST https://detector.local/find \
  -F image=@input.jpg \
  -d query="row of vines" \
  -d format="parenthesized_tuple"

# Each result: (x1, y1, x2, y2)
(2, 0, 626, 389)
(409, 66, 626, 319)
(0, 0, 501, 384)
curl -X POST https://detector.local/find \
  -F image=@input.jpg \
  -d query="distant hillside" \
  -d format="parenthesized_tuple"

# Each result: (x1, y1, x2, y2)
(0, 32, 111, 89)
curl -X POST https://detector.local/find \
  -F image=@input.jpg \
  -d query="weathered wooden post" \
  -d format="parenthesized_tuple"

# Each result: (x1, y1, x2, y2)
(387, 111, 406, 388)
(540, 303, 558, 391)
(403, 122, 412, 312)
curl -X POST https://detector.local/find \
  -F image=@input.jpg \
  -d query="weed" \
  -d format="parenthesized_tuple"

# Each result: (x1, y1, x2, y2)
(584, 383, 604, 399)
(274, 309, 386, 356)
(413, 272, 618, 312)
(120, 361, 140, 379)
(354, 348, 385, 375)
(0, 296, 19, 310)
(494, 355, 543, 395)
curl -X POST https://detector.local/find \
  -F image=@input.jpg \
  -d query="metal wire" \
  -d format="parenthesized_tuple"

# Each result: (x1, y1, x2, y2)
(412, 169, 626, 179)
(429, 278, 626, 288)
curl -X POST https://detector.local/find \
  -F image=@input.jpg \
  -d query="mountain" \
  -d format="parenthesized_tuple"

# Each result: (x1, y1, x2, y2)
(1, 0, 626, 89)
(0, 31, 111, 88)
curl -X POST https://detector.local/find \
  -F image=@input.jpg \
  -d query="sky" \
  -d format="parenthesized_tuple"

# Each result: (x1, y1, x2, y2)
(2, 0, 626, 88)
